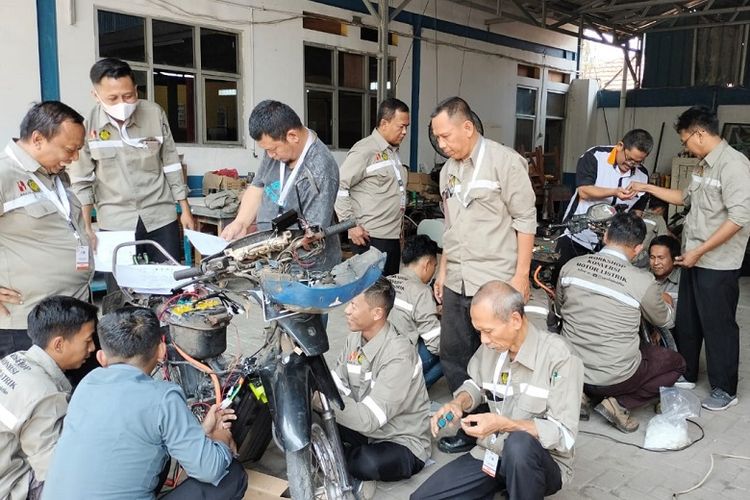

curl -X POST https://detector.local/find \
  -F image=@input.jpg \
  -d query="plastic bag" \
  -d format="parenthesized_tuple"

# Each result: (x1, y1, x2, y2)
(644, 386, 701, 450)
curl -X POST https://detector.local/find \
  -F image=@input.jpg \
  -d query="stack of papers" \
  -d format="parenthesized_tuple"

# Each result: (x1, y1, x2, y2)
(114, 264, 192, 295)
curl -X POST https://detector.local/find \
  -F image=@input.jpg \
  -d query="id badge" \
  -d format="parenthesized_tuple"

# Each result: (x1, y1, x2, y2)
(482, 449, 499, 477)
(76, 245, 90, 271)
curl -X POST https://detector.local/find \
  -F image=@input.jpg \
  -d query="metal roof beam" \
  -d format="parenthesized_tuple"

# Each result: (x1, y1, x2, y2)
(618, 5, 750, 23)
(390, 0, 413, 22)
(589, 0, 709, 13)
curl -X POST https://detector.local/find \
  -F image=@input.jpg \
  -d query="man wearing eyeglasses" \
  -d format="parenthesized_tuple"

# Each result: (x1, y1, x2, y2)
(555, 129, 653, 275)
(628, 106, 750, 412)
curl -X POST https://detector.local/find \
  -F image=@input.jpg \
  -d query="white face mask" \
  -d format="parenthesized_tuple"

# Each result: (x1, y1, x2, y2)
(100, 99, 138, 122)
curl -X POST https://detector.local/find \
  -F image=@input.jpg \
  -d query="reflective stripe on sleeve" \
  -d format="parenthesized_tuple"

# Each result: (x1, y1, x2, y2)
(330, 370, 351, 396)
(420, 327, 440, 341)
(362, 396, 387, 426)
(394, 298, 414, 312)
(163, 163, 183, 173)
(337, 189, 350, 197)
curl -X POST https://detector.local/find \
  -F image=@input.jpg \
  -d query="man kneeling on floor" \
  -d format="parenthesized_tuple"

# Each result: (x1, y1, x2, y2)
(387, 234, 443, 388)
(42, 307, 247, 500)
(0, 296, 97, 500)
(411, 281, 583, 500)
(330, 276, 431, 488)
(556, 212, 686, 433)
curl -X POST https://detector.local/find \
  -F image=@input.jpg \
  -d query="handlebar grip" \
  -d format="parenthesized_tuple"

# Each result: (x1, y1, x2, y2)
(173, 267, 203, 281)
(323, 219, 357, 238)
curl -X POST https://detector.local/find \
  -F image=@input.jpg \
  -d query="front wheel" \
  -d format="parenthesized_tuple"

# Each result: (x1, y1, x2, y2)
(285, 420, 355, 500)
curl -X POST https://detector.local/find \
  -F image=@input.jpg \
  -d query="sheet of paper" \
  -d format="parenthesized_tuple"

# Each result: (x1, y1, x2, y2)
(185, 229, 229, 256)
(114, 264, 191, 295)
(94, 231, 136, 272)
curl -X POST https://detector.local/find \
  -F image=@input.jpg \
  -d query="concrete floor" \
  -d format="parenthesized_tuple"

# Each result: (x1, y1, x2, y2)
(225, 279, 750, 500)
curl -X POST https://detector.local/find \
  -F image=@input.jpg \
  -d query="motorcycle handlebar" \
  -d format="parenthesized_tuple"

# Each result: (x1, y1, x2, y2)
(323, 219, 357, 238)
(174, 266, 204, 281)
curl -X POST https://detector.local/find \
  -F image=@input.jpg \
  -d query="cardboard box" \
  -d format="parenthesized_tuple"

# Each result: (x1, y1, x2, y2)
(203, 172, 247, 195)
(243, 470, 288, 499)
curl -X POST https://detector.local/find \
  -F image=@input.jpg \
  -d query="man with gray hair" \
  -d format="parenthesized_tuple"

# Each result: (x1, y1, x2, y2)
(43, 307, 247, 499)
(412, 281, 583, 500)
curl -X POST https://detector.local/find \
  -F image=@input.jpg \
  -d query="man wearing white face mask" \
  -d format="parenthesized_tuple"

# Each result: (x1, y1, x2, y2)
(69, 58, 194, 264)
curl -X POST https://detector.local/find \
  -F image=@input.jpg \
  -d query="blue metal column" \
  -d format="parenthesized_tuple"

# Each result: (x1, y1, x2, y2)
(37, 0, 60, 100)
(409, 22, 421, 171)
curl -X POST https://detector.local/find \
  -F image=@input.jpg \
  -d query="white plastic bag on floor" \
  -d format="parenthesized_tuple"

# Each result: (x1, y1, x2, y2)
(644, 387, 701, 450)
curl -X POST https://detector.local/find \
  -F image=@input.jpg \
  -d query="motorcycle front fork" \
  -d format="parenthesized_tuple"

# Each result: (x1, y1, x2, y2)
(318, 392, 355, 492)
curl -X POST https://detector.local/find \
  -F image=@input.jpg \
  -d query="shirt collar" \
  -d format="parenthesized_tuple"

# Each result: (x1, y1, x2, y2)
(600, 247, 630, 262)
(359, 322, 392, 362)
(25, 345, 72, 392)
(702, 139, 728, 169)
(467, 135, 484, 167)
(400, 266, 420, 282)
(6, 140, 47, 173)
(512, 323, 540, 371)
(371, 128, 394, 153)
(665, 267, 681, 285)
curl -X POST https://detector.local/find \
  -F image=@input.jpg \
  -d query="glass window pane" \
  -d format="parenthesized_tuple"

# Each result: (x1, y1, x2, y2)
(153, 21, 194, 68)
(133, 70, 148, 100)
(544, 119, 564, 178)
(205, 80, 238, 142)
(338, 52, 365, 89)
(97, 10, 145, 62)
(546, 92, 566, 118)
(306, 89, 333, 145)
(369, 56, 377, 90)
(369, 95, 378, 131)
(305, 46, 333, 86)
(516, 88, 537, 116)
(201, 29, 238, 74)
(338, 91, 363, 149)
(154, 71, 196, 143)
(515, 118, 534, 153)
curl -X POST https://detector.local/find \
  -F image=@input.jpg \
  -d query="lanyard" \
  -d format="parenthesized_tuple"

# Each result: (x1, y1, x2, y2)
(391, 152, 406, 209)
(278, 129, 315, 207)
(456, 138, 486, 208)
(4, 144, 79, 241)
(492, 350, 512, 415)
(27, 172, 80, 241)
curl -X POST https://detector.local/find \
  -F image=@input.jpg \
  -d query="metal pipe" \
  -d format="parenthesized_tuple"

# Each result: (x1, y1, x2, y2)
(617, 48, 628, 141)
(378, 0, 389, 104)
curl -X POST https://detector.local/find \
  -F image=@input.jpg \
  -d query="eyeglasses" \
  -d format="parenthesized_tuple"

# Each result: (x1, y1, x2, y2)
(622, 149, 645, 168)
(681, 130, 698, 148)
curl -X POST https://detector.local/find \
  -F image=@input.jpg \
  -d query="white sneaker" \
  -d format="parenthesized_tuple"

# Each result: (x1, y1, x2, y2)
(674, 376, 695, 390)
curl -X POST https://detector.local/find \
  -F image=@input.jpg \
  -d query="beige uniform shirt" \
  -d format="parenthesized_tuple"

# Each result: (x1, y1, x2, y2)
(0, 141, 92, 329)
(682, 140, 750, 270)
(455, 324, 583, 485)
(69, 100, 189, 232)
(335, 129, 407, 239)
(440, 137, 537, 296)
(556, 248, 674, 386)
(331, 323, 431, 461)
(0, 346, 71, 500)
(387, 268, 441, 355)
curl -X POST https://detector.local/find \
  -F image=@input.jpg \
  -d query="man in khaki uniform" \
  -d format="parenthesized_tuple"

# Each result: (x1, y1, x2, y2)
(330, 277, 430, 484)
(336, 98, 410, 275)
(0, 296, 97, 500)
(629, 106, 750, 411)
(411, 281, 583, 500)
(557, 213, 684, 433)
(0, 102, 93, 357)
(70, 58, 194, 263)
(387, 234, 442, 388)
(431, 97, 537, 394)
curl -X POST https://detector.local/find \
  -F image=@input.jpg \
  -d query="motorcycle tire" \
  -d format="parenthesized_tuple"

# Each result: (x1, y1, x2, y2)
(285, 419, 354, 500)
(233, 395, 273, 464)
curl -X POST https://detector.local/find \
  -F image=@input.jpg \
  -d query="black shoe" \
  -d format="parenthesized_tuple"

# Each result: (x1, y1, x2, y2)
(438, 430, 476, 454)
